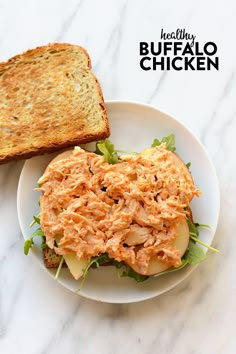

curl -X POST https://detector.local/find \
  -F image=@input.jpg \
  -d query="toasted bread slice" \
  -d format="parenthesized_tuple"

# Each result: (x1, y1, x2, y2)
(43, 246, 65, 268)
(0, 43, 110, 164)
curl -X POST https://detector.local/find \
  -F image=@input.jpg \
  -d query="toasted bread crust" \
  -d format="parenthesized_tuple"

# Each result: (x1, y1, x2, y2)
(0, 43, 109, 164)
(0, 43, 91, 73)
(0, 130, 109, 164)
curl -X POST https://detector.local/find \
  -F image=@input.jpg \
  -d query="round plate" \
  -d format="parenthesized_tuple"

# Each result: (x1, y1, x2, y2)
(17, 101, 220, 303)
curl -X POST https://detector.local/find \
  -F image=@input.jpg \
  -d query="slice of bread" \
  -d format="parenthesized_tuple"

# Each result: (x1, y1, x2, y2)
(0, 43, 110, 164)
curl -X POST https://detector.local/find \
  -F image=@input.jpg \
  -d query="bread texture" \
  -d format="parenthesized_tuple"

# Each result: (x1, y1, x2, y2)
(43, 246, 65, 268)
(0, 43, 110, 164)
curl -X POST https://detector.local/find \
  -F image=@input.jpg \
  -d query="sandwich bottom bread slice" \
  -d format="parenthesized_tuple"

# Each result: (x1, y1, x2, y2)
(30, 137, 205, 282)
(0, 43, 110, 164)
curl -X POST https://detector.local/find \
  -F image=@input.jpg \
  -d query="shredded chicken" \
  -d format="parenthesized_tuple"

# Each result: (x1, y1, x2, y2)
(38, 145, 200, 274)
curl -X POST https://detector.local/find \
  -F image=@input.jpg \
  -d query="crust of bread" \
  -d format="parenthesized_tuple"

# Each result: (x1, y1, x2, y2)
(0, 43, 110, 164)
(0, 42, 91, 73)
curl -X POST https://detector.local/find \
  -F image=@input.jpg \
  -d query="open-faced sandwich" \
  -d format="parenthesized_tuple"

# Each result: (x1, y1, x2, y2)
(25, 135, 218, 284)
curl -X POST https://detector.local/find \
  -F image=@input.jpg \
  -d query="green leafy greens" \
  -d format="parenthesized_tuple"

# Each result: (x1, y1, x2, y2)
(29, 214, 40, 227)
(24, 227, 46, 255)
(151, 133, 176, 152)
(95, 139, 119, 164)
(186, 162, 191, 169)
(54, 256, 64, 280)
(24, 214, 46, 255)
(81, 253, 148, 285)
(187, 218, 219, 253)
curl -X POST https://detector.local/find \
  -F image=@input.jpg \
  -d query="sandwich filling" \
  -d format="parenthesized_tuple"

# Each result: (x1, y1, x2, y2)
(38, 145, 200, 275)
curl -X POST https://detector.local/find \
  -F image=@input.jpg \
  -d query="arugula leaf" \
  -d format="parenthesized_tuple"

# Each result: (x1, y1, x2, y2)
(81, 253, 149, 284)
(186, 162, 191, 169)
(187, 218, 219, 253)
(24, 227, 45, 255)
(119, 264, 149, 282)
(187, 218, 199, 237)
(54, 256, 64, 280)
(154, 258, 189, 278)
(190, 235, 219, 253)
(152, 133, 176, 152)
(186, 240, 207, 264)
(24, 239, 34, 256)
(92, 252, 113, 266)
(29, 214, 41, 227)
(95, 139, 118, 164)
(82, 253, 111, 279)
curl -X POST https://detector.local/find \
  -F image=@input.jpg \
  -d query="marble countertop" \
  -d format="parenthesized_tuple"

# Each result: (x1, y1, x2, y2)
(0, 1, 235, 353)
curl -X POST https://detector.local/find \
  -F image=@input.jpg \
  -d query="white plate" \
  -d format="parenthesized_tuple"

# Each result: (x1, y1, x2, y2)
(17, 101, 220, 304)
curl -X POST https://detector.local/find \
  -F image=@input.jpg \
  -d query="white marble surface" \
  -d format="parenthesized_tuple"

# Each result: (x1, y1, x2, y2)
(0, 0, 235, 353)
